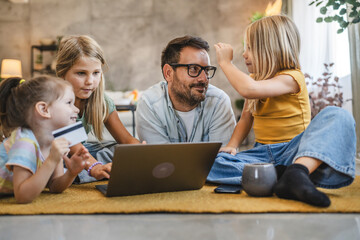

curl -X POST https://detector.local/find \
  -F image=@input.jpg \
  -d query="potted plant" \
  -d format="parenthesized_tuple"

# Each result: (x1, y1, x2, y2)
(34, 54, 43, 71)
(235, 98, 245, 120)
(305, 63, 349, 118)
(310, 0, 360, 33)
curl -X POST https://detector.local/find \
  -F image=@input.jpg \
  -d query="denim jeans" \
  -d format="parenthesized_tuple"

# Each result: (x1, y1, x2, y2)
(207, 106, 357, 188)
(75, 141, 116, 184)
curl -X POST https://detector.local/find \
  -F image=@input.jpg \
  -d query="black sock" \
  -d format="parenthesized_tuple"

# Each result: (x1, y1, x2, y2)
(274, 164, 330, 207)
(275, 165, 287, 180)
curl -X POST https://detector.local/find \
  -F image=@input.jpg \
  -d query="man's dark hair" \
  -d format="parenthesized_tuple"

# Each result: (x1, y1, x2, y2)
(161, 35, 210, 70)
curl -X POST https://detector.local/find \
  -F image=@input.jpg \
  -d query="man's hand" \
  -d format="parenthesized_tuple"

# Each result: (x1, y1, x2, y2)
(90, 162, 112, 180)
(214, 43, 234, 67)
(64, 146, 89, 176)
(219, 146, 237, 156)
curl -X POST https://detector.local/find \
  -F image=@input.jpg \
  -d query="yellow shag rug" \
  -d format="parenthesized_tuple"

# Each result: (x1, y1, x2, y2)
(1, 177, 360, 215)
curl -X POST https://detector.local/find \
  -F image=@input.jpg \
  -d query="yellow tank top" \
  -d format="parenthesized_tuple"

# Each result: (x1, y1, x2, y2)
(252, 69, 311, 144)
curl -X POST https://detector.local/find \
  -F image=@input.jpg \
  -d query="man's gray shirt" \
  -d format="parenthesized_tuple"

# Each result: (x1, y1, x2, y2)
(136, 81, 236, 146)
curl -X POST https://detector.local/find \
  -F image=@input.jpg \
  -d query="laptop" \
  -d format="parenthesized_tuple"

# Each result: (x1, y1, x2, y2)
(96, 142, 221, 197)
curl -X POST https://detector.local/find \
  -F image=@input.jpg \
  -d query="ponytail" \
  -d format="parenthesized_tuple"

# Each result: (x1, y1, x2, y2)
(0, 77, 27, 137)
(0, 75, 72, 138)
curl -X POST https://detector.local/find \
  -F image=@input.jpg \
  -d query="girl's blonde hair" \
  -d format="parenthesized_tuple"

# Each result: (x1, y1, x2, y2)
(0, 76, 72, 138)
(245, 15, 301, 112)
(56, 35, 109, 140)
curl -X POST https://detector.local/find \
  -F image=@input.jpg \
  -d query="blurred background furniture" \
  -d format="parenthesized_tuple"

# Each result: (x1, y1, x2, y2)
(30, 44, 57, 77)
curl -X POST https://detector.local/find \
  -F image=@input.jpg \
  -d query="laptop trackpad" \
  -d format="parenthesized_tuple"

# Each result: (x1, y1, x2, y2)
(95, 184, 108, 195)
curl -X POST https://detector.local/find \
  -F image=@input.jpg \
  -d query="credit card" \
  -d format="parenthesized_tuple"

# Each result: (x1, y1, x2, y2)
(52, 121, 88, 147)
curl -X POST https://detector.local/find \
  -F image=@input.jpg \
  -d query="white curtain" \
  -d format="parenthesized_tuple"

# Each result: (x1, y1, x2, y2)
(292, 0, 350, 78)
(291, 0, 352, 113)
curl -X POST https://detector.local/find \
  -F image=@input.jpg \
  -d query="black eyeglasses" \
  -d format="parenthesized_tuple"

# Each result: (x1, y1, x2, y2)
(169, 63, 217, 79)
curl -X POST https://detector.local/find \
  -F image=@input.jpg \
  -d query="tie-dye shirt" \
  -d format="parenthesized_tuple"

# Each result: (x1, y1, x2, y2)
(0, 128, 44, 193)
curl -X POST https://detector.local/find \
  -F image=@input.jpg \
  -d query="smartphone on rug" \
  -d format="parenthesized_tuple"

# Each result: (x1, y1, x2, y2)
(214, 184, 242, 194)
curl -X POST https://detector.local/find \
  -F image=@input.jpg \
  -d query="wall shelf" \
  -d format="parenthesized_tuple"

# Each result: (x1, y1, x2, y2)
(31, 45, 57, 77)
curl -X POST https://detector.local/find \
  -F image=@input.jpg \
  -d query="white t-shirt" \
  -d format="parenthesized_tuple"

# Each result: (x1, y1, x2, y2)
(175, 108, 196, 140)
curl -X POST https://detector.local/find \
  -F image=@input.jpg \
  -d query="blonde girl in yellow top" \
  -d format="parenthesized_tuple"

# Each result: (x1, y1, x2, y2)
(207, 15, 356, 207)
(56, 35, 141, 183)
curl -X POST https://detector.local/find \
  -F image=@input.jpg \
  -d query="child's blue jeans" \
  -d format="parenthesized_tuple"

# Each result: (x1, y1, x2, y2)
(207, 106, 357, 188)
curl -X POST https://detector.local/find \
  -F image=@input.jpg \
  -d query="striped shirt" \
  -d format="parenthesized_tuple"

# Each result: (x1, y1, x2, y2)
(0, 128, 44, 193)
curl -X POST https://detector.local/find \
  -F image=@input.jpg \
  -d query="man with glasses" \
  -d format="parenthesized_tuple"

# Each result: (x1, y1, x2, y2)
(136, 35, 235, 145)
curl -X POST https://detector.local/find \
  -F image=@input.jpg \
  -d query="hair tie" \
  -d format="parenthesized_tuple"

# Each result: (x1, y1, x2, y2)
(19, 79, 26, 85)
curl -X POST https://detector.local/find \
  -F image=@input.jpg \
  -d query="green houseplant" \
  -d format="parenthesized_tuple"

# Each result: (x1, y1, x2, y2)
(235, 98, 245, 112)
(310, 0, 360, 33)
(34, 54, 43, 70)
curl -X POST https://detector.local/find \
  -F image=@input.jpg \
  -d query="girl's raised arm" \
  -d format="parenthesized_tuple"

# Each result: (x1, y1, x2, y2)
(214, 43, 299, 99)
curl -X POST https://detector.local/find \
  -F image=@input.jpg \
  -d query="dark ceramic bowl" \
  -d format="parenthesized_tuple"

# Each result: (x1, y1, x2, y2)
(242, 163, 277, 197)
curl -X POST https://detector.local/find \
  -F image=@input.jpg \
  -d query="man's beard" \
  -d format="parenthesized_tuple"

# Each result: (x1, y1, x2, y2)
(170, 76, 208, 108)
